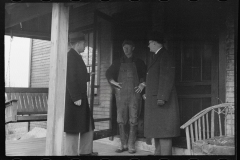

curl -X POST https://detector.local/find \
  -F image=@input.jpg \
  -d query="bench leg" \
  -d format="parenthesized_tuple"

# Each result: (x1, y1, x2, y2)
(27, 122, 30, 132)
(5, 124, 9, 139)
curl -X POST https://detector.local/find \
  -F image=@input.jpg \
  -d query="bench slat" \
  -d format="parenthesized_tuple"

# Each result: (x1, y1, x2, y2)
(36, 94, 43, 112)
(39, 93, 48, 112)
(18, 111, 47, 115)
(26, 93, 34, 113)
(31, 93, 39, 113)
(19, 93, 26, 113)
(17, 115, 47, 121)
(14, 93, 22, 112)
(10, 93, 17, 101)
(43, 93, 48, 111)
(206, 113, 209, 139)
(23, 93, 31, 113)
(6, 93, 11, 101)
(38, 94, 44, 112)
(5, 87, 48, 93)
(31, 94, 38, 112)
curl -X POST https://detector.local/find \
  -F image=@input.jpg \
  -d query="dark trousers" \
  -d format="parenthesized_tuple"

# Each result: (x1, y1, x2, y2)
(154, 138, 172, 155)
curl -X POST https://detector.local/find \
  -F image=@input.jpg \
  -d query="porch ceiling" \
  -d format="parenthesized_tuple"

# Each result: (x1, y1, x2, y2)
(5, 2, 236, 40)
(5, 3, 89, 40)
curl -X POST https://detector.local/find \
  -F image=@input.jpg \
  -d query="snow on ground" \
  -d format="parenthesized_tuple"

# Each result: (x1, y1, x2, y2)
(19, 127, 46, 140)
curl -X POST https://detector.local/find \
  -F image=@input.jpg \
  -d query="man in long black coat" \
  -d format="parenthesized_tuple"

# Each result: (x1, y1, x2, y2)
(144, 31, 180, 155)
(64, 32, 97, 156)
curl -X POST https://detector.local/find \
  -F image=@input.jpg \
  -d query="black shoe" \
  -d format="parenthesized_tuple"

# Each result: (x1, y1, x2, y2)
(80, 152, 98, 156)
(115, 147, 128, 153)
(128, 149, 136, 154)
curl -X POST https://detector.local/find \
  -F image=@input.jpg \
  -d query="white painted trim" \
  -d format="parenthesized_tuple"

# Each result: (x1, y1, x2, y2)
(45, 3, 69, 156)
(28, 39, 33, 87)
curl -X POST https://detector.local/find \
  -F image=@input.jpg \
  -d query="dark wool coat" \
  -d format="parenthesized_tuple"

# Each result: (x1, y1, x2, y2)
(144, 47, 180, 138)
(105, 55, 147, 92)
(64, 48, 95, 133)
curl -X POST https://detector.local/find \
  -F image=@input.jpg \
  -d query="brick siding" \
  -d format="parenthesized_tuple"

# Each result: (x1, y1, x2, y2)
(225, 14, 235, 136)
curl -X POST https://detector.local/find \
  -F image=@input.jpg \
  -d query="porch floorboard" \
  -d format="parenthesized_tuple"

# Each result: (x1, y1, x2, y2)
(6, 137, 152, 156)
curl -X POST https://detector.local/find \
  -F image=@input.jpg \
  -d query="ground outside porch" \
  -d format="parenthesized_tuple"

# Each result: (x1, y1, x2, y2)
(5, 127, 190, 156)
(6, 127, 152, 156)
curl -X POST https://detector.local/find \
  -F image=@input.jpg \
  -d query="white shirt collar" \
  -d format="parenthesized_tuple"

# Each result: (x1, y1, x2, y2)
(155, 47, 162, 54)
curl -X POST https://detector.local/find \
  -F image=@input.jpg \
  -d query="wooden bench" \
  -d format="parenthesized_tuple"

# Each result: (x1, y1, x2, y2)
(5, 87, 48, 124)
(180, 103, 234, 155)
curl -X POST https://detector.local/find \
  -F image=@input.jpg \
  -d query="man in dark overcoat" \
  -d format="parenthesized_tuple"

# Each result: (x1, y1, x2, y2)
(144, 31, 180, 155)
(106, 40, 147, 154)
(64, 31, 97, 156)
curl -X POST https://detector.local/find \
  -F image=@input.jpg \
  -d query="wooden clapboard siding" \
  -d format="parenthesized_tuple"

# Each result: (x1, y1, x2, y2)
(29, 39, 51, 128)
(30, 39, 51, 88)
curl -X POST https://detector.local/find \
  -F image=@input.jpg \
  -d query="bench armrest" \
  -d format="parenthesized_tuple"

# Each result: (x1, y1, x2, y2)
(5, 99, 18, 108)
(5, 99, 18, 123)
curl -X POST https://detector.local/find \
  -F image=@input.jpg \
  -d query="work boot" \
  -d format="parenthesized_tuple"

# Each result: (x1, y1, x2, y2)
(128, 125, 137, 154)
(115, 123, 128, 153)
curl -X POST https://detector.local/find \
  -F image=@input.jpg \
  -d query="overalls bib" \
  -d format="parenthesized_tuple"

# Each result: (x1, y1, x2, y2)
(115, 62, 141, 126)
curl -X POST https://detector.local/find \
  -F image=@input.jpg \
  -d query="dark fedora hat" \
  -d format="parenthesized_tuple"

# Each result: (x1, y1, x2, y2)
(69, 31, 85, 43)
(122, 40, 135, 47)
(148, 31, 166, 44)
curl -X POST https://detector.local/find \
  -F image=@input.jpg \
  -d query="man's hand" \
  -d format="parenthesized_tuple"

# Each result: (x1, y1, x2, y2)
(134, 82, 146, 93)
(142, 94, 146, 100)
(157, 100, 165, 106)
(74, 99, 82, 106)
(109, 79, 122, 89)
(90, 72, 95, 76)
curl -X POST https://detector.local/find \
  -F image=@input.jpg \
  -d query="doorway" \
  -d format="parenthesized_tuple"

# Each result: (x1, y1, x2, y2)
(111, 19, 151, 139)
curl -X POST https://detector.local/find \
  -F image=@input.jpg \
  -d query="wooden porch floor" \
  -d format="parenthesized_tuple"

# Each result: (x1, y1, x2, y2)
(6, 137, 152, 156)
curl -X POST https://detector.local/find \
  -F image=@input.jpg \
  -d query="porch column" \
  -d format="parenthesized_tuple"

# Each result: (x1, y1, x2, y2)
(45, 3, 69, 155)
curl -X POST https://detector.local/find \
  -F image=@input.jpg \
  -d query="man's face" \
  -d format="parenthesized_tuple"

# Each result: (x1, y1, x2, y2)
(148, 40, 156, 53)
(123, 44, 134, 57)
(77, 41, 85, 53)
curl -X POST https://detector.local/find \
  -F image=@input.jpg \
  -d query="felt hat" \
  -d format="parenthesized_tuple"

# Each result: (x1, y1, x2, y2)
(69, 31, 85, 43)
(148, 31, 166, 44)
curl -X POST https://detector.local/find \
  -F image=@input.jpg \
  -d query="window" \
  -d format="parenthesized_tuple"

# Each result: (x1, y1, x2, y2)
(82, 30, 100, 104)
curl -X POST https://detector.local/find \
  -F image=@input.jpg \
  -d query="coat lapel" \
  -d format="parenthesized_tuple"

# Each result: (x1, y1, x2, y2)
(147, 48, 164, 71)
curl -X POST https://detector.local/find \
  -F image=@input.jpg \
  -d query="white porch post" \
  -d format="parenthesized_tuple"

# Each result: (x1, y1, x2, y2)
(45, 3, 69, 155)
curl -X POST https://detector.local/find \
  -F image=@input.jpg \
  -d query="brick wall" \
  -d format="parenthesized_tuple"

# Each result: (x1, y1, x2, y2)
(225, 14, 235, 136)
(93, 17, 113, 130)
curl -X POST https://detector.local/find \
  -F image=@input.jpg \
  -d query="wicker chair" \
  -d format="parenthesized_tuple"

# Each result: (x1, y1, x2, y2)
(180, 103, 234, 155)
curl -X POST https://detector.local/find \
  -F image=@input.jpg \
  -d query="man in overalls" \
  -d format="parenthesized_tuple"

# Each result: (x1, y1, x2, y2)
(106, 40, 146, 154)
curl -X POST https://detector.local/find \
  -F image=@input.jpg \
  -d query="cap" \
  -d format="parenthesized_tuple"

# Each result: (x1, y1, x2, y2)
(69, 31, 85, 43)
(122, 40, 135, 47)
(148, 31, 166, 44)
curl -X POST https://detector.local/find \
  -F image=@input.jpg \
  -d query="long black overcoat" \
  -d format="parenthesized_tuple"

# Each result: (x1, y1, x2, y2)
(144, 47, 180, 138)
(64, 48, 94, 133)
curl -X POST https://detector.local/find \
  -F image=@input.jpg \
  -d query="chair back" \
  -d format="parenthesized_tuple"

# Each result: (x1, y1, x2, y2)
(180, 103, 234, 154)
